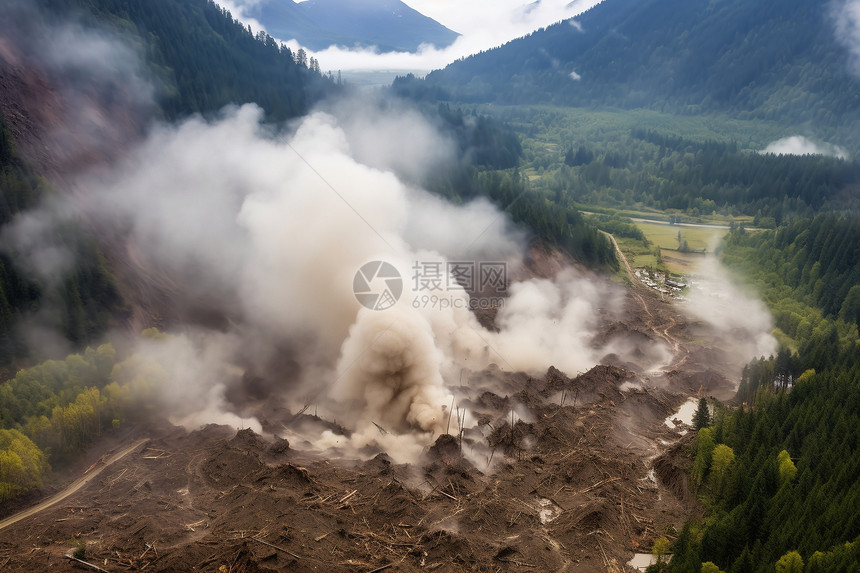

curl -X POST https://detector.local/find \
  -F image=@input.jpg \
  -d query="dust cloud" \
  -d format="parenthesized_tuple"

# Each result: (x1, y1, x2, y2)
(2, 5, 778, 462)
(683, 255, 778, 366)
(5, 97, 652, 460)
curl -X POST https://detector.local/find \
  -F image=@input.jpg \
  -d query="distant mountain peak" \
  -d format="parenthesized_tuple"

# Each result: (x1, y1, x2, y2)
(247, 0, 459, 53)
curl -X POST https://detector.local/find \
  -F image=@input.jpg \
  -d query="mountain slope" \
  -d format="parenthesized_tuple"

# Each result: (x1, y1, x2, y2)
(248, 0, 460, 52)
(0, 0, 337, 371)
(35, 0, 334, 121)
(425, 0, 860, 142)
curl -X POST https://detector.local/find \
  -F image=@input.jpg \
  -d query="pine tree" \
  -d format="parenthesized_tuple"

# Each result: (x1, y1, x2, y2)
(694, 398, 710, 430)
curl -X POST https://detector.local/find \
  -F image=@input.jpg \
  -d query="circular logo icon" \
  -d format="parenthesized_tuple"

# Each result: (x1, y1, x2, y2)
(353, 260, 403, 311)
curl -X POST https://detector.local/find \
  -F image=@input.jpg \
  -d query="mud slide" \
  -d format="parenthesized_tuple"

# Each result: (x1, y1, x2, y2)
(0, 438, 149, 532)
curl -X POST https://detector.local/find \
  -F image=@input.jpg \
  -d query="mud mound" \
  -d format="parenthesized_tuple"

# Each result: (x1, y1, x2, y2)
(230, 427, 269, 451)
(653, 435, 698, 507)
(426, 433, 463, 464)
(268, 437, 290, 456)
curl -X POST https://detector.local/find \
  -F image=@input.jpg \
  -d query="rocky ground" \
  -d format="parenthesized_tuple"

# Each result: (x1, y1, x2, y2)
(0, 276, 735, 573)
(0, 366, 698, 573)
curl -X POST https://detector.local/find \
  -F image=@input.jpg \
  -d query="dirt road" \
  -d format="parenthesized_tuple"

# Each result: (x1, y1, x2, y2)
(601, 230, 636, 284)
(0, 438, 149, 532)
(602, 230, 690, 373)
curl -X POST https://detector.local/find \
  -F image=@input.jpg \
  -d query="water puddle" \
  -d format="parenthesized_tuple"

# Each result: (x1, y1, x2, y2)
(664, 397, 699, 433)
(628, 553, 658, 571)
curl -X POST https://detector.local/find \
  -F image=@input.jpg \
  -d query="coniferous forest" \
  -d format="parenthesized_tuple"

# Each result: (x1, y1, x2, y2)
(38, 0, 336, 122)
(424, 0, 860, 146)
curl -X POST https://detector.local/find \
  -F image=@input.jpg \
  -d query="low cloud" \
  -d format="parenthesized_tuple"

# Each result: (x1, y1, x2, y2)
(222, 0, 602, 73)
(762, 136, 848, 159)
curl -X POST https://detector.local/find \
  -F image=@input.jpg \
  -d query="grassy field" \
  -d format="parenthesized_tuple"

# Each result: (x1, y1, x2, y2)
(615, 236, 660, 270)
(612, 219, 731, 275)
(660, 250, 710, 275)
(636, 222, 726, 252)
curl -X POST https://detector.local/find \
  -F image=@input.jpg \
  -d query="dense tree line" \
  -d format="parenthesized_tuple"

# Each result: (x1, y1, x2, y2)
(38, 0, 337, 122)
(475, 170, 617, 268)
(583, 213, 648, 243)
(0, 119, 43, 370)
(719, 215, 860, 387)
(667, 213, 860, 572)
(544, 130, 860, 221)
(387, 96, 618, 269)
(435, 103, 523, 170)
(426, 164, 617, 269)
(0, 119, 126, 374)
(722, 214, 860, 319)
(669, 363, 860, 573)
(0, 344, 116, 500)
(0, 119, 42, 227)
(0, 334, 173, 502)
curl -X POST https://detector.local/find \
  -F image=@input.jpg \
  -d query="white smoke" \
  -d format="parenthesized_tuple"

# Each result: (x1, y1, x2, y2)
(762, 136, 848, 159)
(495, 269, 604, 374)
(6, 98, 658, 460)
(684, 255, 778, 365)
(125, 331, 265, 434)
(66, 103, 513, 457)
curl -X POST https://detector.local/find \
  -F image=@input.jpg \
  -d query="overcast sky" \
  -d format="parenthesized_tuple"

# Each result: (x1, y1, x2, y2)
(222, 0, 602, 73)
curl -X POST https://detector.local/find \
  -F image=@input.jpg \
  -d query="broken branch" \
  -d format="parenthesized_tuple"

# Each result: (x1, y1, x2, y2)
(250, 537, 301, 560)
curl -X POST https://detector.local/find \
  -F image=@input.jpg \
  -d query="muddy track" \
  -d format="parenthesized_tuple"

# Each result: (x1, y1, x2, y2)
(601, 231, 636, 285)
(604, 231, 688, 370)
(0, 438, 149, 532)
